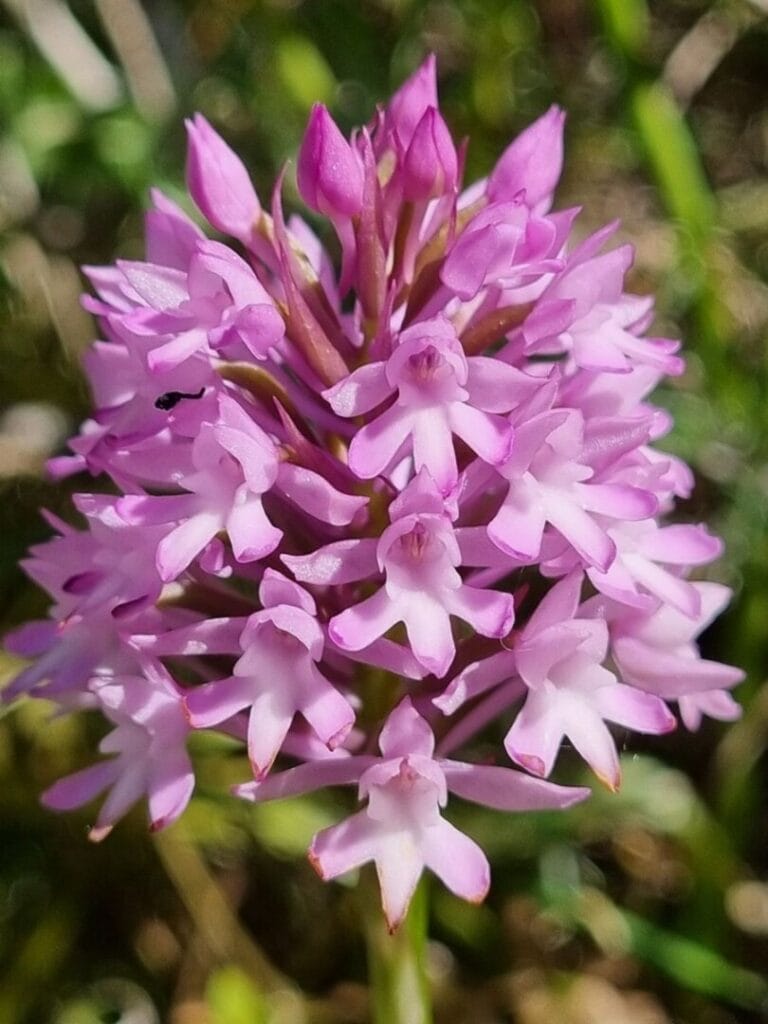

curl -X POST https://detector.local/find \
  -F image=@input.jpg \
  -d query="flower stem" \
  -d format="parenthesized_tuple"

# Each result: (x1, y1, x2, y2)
(361, 870, 433, 1024)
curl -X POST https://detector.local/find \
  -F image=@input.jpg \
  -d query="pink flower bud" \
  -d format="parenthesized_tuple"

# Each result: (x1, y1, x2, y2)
(297, 104, 364, 218)
(385, 53, 438, 151)
(185, 113, 261, 242)
(487, 105, 566, 211)
(402, 107, 458, 201)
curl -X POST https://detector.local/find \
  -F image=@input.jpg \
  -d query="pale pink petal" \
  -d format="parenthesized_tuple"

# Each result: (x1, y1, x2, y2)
(237, 756, 374, 803)
(448, 403, 513, 466)
(622, 553, 700, 617)
(525, 570, 584, 634)
(301, 669, 355, 749)
(443, 760, 590, 810)
(348, 405, 413, 480)
(578, 483, 657, 521)
(543, 494, 616, 571)
(378, 697, 435, 758)
(118, 261, 188, 310)
(562, 706, 621, 790)
(247, 692, 294, 777)
(411, 410, 457, 493)
(259, 570, 316, 615)
(309, 810, 380, 880)
(226, 496, 282, 562)
(186, 675, 254, 727)
(488, 484, 546, 560)
(594, 684, 676, 734)
(435, 651, 516, 714)
(42, 759, 121, 811)
(376, 832, 425, 931)
(422, 819, 489, 903)
(444, 586, 515, 639)
(402, 597, 455, 677)
(613, 638, 744, 698)
(679, 690, 741, 731)
(147, 329, 209, 373)
(157, 511, 222, 581)
(504, 692, 563, 777)
(465, 358, 538, 412)
(147, 750, 194, 831)
(92, 764, 148, 837)
(131, 618, 245, 656)
(329, 588, 400, 652)
(639, 524, 722, 565)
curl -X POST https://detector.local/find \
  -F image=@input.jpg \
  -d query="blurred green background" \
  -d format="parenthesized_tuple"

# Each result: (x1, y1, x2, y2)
(1, 1, 767, 1022)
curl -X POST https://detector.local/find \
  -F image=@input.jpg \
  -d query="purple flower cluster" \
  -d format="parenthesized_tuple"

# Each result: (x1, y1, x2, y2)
(5, 56, 743, 929)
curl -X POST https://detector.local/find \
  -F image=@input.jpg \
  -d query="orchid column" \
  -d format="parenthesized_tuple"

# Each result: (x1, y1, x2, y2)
(5, 54, 743, 1020)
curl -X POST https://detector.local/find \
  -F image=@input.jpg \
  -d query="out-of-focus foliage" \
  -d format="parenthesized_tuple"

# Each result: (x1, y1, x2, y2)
(1, 1, 766, 1022)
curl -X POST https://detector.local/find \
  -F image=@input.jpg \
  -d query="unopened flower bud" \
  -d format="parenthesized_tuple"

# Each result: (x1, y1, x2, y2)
(487, 105, 566, 211)
(185, 113, 261, 242)
(402, 107, 458, 201)
(385, 53, 437, 151)
(297, 104, 364, 218)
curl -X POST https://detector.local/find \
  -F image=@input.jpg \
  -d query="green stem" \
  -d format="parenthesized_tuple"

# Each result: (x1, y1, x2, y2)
(361, 870, 432, 1024)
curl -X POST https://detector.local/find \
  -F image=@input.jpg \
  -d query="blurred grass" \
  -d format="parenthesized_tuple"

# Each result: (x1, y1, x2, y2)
(0, 1, 767, 1022)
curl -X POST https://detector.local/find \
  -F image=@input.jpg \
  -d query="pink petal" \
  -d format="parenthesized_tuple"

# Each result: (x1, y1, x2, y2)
(348, 404, 413, 480)
(277, 463, 367, 526)
(237, 756, 374, 803)
(378, 697, 435, 759)
(147, 750, 195, 831)
(488, 484, 546, 561)
(543, 494, 616, 571)
(259, 570, 316, 615)
(323, 362, 391, 417)
(525, 571, 584, 634)
(411, 410, 457, 494)
(448, 403, 513, 466)
(487, 105, 565, 210)
(679, 690, 741, 731)
(118, 260, 188, 310)
(185, 113, 260, 242)
(504, 692, 563, 778)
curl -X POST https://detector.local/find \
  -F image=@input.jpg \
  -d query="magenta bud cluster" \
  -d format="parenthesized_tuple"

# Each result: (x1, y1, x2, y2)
(5, 57, 743, 930)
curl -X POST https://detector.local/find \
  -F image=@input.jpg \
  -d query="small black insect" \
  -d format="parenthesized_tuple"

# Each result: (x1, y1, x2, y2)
(154, 387, 206, 411)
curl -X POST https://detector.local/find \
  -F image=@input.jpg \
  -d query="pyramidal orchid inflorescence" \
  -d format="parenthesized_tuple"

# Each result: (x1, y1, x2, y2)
(5, 56, 743, 930)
